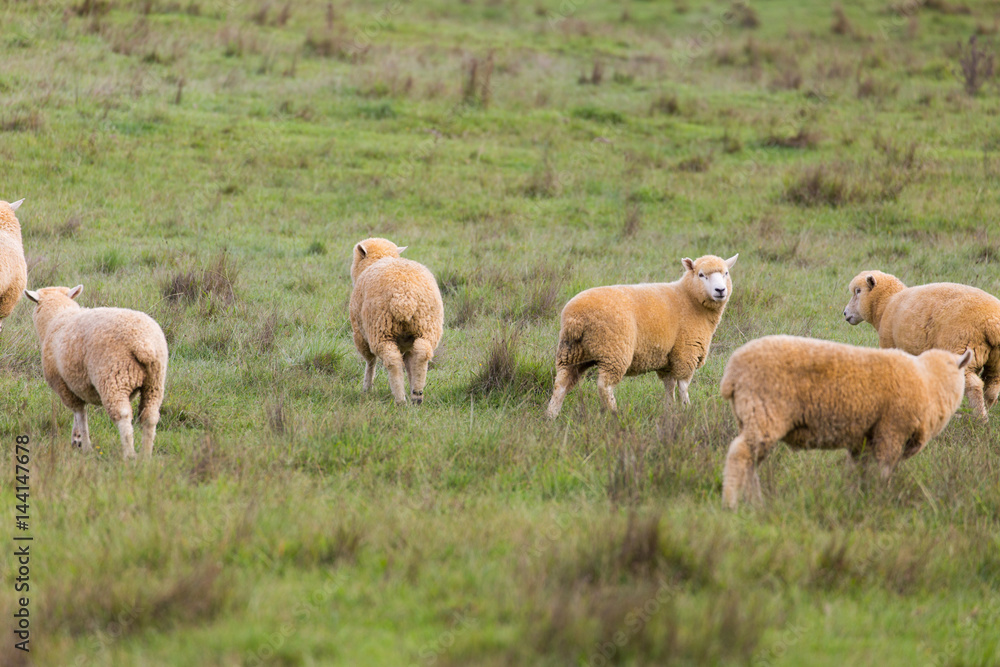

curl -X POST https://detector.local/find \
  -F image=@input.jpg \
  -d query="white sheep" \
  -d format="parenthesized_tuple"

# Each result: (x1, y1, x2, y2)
(844, 270, 1000, 422)
(349, 238, 444, 405)
(0, 198, 27, 334)
(720, 335, 972, 509)
(546, 253, 738, 418)
(23, 285, 169, 460)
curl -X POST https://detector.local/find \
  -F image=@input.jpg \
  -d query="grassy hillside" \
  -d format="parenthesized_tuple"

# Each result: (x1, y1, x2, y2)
(2, 0, 1000, 664)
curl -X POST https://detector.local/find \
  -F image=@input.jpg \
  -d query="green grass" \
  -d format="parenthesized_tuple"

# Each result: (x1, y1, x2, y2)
(2, 0, 1000, 664)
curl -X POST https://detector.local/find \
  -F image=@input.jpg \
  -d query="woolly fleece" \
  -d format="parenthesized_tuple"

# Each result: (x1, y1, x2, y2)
(844, 270, 1000, 421)
(720, 335, 971, 509)
(546, 253, 737, 418)
(24, 285, 169, 460)
(0, 199, 27, 333)
(349, 238, 444, 405)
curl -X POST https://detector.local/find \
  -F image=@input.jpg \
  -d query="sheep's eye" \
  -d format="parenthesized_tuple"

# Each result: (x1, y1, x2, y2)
(856, 288, 861, 294)
(724, 271, 729, 277)
(698, 272, 705, 278)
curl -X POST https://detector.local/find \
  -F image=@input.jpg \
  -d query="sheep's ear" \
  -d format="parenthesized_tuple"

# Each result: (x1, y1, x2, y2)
(682, 258, 695, 272)
(355, 243, 367, 259)
(397, 245, 407, 255)
(958, 349, 973, 369)
(866, 275, 876, 289)
(23, 290, 39, 303)
(725, 253, 738, 269)
(68, 285, 84, 300)
(10, 198, 24, 211)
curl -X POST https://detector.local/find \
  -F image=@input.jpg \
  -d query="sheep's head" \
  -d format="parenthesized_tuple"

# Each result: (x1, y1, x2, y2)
(844, 270, 900, 326)
(0, 198, 24, 232)
(23, 285, 84, 332)
(351, 237, 407, 284)
(918, 347, 973, 430)
(682, 254, 737, 307)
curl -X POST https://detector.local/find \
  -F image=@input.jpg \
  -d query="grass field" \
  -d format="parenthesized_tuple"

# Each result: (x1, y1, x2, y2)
(2, 0, 1000, 664)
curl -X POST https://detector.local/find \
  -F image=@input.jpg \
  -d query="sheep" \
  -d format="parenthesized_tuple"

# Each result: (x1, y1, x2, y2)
(23, 285, 169, 460)
(349, 237, 444, 405)
(844, 270, 1000, 422)
(0, 198, 27, 335)
(545, 253, 738, 418)
(720, 335, 972, 509)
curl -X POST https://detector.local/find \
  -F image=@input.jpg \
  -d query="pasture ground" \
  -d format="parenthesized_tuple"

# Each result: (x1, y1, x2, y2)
(2, 0, 1000, 664)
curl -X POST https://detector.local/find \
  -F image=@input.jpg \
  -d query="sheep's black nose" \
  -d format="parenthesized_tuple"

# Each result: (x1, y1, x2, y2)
(715, 287, 726, 296)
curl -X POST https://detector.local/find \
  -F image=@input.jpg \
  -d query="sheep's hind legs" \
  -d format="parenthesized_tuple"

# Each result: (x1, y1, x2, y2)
(139, 406, 159, 459)
(983, 375, 999, 415)
(546, 365, 581, 419)
(107, 402, 137, 460)
(722, 434, 767, 509)
(965, 370, 988, 423)
(404, 338, 434, 405)
(378, 343, 408, 405)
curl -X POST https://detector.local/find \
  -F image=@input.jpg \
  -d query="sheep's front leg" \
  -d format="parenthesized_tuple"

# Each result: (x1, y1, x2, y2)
(677, 378, 692, 406)
(362, 358, 377, 393)
(657, 370, 677, 404)
(596, 364, 624, 414)
(871, 426, 905, 482)
(72, 410, 92, 453)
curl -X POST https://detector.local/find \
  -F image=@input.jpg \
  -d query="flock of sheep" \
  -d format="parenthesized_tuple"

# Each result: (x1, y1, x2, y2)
(348, 235, 1000, 509)
(3, 199, 999, 508)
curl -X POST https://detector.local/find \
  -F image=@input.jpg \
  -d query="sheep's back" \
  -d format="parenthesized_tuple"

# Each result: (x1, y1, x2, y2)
(724, 336, 921, 447)
(885, 283, 1000, 357)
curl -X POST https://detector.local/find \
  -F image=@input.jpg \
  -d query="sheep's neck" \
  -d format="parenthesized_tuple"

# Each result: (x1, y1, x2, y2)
(869, 279, 906, 331)
(34, 306, 81, 340)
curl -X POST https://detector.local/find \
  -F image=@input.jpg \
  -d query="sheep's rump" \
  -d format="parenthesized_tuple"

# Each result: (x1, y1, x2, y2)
(355, 258, 443, 348)
(54, 308, 168, 404)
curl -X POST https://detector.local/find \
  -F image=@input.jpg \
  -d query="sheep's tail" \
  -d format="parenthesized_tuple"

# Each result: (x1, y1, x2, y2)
(554, 313, 590, 368)
(719, 364, 736, 402)
(983, 315, 1000, 380)
(135, 337, 168, 421)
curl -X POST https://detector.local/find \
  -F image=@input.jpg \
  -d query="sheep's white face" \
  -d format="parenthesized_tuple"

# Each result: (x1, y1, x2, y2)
(683, 254, 737, 304)
(701, 270, 730, 302)
(844, 273, 876, 325)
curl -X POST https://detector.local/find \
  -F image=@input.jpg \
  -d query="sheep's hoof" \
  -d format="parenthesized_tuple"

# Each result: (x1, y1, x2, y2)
(411, 391, 423, 406)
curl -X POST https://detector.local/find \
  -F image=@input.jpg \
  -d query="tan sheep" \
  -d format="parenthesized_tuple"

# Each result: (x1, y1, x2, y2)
(349, 238, 444, 405)
(0, 198, 27, 335)
(24, 285, 169, 460)
(844, 270, 1000, 422)
(546, 253, 738, 418)
(720, 335, 971, 509)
